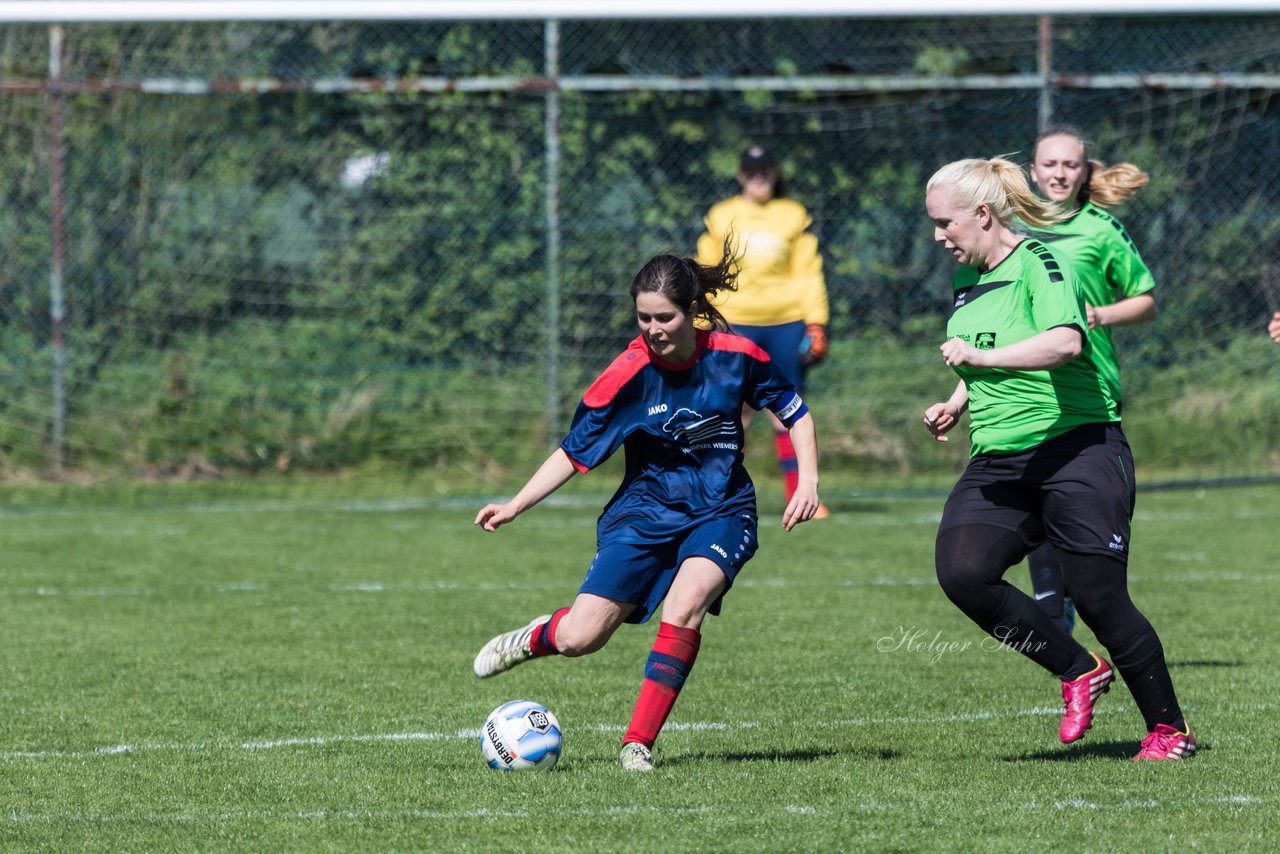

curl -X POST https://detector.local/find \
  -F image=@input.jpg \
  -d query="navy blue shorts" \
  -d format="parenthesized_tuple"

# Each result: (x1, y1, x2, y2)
(938, 422, 1135, 564)
(733, 321, 807, 391)
(579, 512, 759, 623)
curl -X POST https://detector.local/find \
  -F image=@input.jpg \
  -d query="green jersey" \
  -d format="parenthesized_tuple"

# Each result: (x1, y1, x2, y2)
(947, 239, 1118, 456)
(1019, 203, 1155, 404)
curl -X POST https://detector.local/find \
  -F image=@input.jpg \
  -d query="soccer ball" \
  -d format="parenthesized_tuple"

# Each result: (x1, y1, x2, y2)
(481, 700, 562, 771)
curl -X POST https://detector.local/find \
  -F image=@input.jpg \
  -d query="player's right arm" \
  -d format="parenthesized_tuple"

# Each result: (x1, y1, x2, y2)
(695, 204, 730, 267)
(923, 380, 969, 443)
(475, 448, 578, 532)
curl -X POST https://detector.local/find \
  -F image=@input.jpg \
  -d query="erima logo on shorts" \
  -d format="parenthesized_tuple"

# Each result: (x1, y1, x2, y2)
(1108, 533, 1126, 553)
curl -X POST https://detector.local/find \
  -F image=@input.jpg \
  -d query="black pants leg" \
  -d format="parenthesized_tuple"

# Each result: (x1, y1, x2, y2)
(1055, 549, 1185, 731)
(935, 524, 1091, 678)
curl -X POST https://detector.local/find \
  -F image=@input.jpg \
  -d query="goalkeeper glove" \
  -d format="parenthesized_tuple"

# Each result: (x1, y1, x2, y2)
(800, 323, 828, 365)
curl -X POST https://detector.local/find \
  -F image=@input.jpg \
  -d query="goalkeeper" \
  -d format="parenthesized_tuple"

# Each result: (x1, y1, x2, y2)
(697, 145, 831, 518)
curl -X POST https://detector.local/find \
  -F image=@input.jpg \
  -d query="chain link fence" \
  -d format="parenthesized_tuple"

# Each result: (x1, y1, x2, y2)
(1, 13, 1278, 497)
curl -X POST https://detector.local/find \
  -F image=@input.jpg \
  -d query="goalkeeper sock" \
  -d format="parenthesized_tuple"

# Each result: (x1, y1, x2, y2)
(529, 607, 569, 657)
(623, 622, 701, 749)
(774, 432, 799, 501)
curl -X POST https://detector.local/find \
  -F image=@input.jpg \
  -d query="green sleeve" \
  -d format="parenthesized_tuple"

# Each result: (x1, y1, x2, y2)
(1104, 229, 1156, 300)
(1028, 251, 1087, 334)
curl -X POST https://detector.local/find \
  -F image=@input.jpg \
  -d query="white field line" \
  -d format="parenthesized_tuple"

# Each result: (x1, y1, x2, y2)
(4, 793, 1273, 825)
(0, 488, 1275, 524)
(0, 705, 1087, 761)
(3, 565, 1273, 600)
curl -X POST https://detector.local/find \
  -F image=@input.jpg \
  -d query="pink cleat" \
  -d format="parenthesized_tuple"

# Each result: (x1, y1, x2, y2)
(1133, 723, 1196, 761)
(1059, 652, 1114, 743)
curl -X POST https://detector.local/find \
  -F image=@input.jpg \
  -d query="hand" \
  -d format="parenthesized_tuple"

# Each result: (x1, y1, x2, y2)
(781, 482, 821, 531)
(939, 336, 982, 368)
(800, 323, 828, 365)
(475, 501, 519, 532)
(923, 403, 959, 442)
(1085, 303, 1101, 329)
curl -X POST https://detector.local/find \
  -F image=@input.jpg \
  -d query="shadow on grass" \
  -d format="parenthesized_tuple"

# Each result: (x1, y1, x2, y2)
(662, 746, 901, 767)
(1004, 740, 1136, 761)
(1168, 659, 1242, 668)
(1005, 740, 1210, 762)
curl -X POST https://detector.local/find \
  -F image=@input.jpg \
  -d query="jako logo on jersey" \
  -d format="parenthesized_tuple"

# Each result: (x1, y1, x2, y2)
(662, 407, 736, 444)
(1108, 533, 1126, 553)
(647, 403, 669, 416)
(710, 543, 728, 558)
(975, 332, 997, 350)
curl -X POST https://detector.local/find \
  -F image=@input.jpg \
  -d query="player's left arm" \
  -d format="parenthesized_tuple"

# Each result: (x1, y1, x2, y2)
(1088, 292, 1157, 329)
(781, 411, 820, 531)
(946, 255, 1085, 370)
(940, 327, 1081, 371)
(1089, 231, 1157, 329)
(792, 217, 830, 364)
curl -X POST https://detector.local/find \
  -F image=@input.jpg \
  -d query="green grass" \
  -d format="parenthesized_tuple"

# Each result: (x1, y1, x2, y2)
(1, 482, 1277, 851)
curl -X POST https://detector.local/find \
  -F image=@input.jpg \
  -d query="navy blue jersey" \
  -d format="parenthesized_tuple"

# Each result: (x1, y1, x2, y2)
(561, 330, 808, 545)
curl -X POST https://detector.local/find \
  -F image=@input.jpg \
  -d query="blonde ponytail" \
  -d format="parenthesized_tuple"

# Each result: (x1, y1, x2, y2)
(1086, 160, 1148, 208)
(927, 156, 1071, 229)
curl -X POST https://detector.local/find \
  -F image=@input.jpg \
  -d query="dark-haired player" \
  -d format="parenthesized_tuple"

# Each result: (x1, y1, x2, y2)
(472, 247, 821, 771)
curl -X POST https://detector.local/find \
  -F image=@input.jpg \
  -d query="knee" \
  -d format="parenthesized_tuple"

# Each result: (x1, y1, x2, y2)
(935, 557, 987, 604)
(658, 603, 703, 631)
(553, 619, 609, 657)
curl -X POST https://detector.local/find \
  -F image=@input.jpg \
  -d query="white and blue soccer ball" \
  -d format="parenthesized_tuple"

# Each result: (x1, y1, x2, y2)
(481, 700, 562, 771)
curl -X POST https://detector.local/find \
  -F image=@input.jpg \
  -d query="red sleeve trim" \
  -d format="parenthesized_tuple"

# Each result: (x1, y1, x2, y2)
(562, 448, 592, 473)
(581, 336, 651, 409)
(706, 330, 772, 362)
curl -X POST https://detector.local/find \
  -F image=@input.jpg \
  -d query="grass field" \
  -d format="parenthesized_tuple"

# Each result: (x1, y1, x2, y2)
(2, 481, 1277, 851)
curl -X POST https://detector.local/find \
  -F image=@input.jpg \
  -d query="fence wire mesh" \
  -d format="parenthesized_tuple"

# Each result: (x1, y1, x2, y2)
(1, 14, 1278, 496)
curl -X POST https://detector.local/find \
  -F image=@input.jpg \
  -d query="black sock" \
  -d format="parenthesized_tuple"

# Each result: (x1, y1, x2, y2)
(1027, 542, 1072, 636)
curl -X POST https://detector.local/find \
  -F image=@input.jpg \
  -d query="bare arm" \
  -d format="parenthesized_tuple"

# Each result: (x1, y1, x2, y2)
(781, 411, 820, 531)
(1269, 311, 1280, 345)
(1088, 293, 1157, 329)
(475, 448, 579, 532)
(939, 326, 1082, 372)
(923, 380, 968, 443)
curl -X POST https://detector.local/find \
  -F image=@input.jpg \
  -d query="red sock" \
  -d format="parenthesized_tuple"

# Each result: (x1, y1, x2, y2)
(623, 622, 701, 749)
(774, 432, 799, 501)
(529, 607, 570, 657)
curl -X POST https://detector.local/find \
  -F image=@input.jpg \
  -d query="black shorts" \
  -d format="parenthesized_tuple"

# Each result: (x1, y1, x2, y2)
(938, 422, 1135, 564)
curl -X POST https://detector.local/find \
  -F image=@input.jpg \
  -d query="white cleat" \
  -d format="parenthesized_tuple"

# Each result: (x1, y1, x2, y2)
(473, 615, 550, 678)
(619, 741, 654, 772)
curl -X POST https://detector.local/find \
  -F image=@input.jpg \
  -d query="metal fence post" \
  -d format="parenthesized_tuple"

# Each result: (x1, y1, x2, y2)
(1038, 15, 1054, 131)
(48, 23, 68, 471)
(544, 18, 562, 441)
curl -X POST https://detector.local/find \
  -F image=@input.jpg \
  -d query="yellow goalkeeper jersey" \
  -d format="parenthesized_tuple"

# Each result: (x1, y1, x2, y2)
(696, 195, 829, 327)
